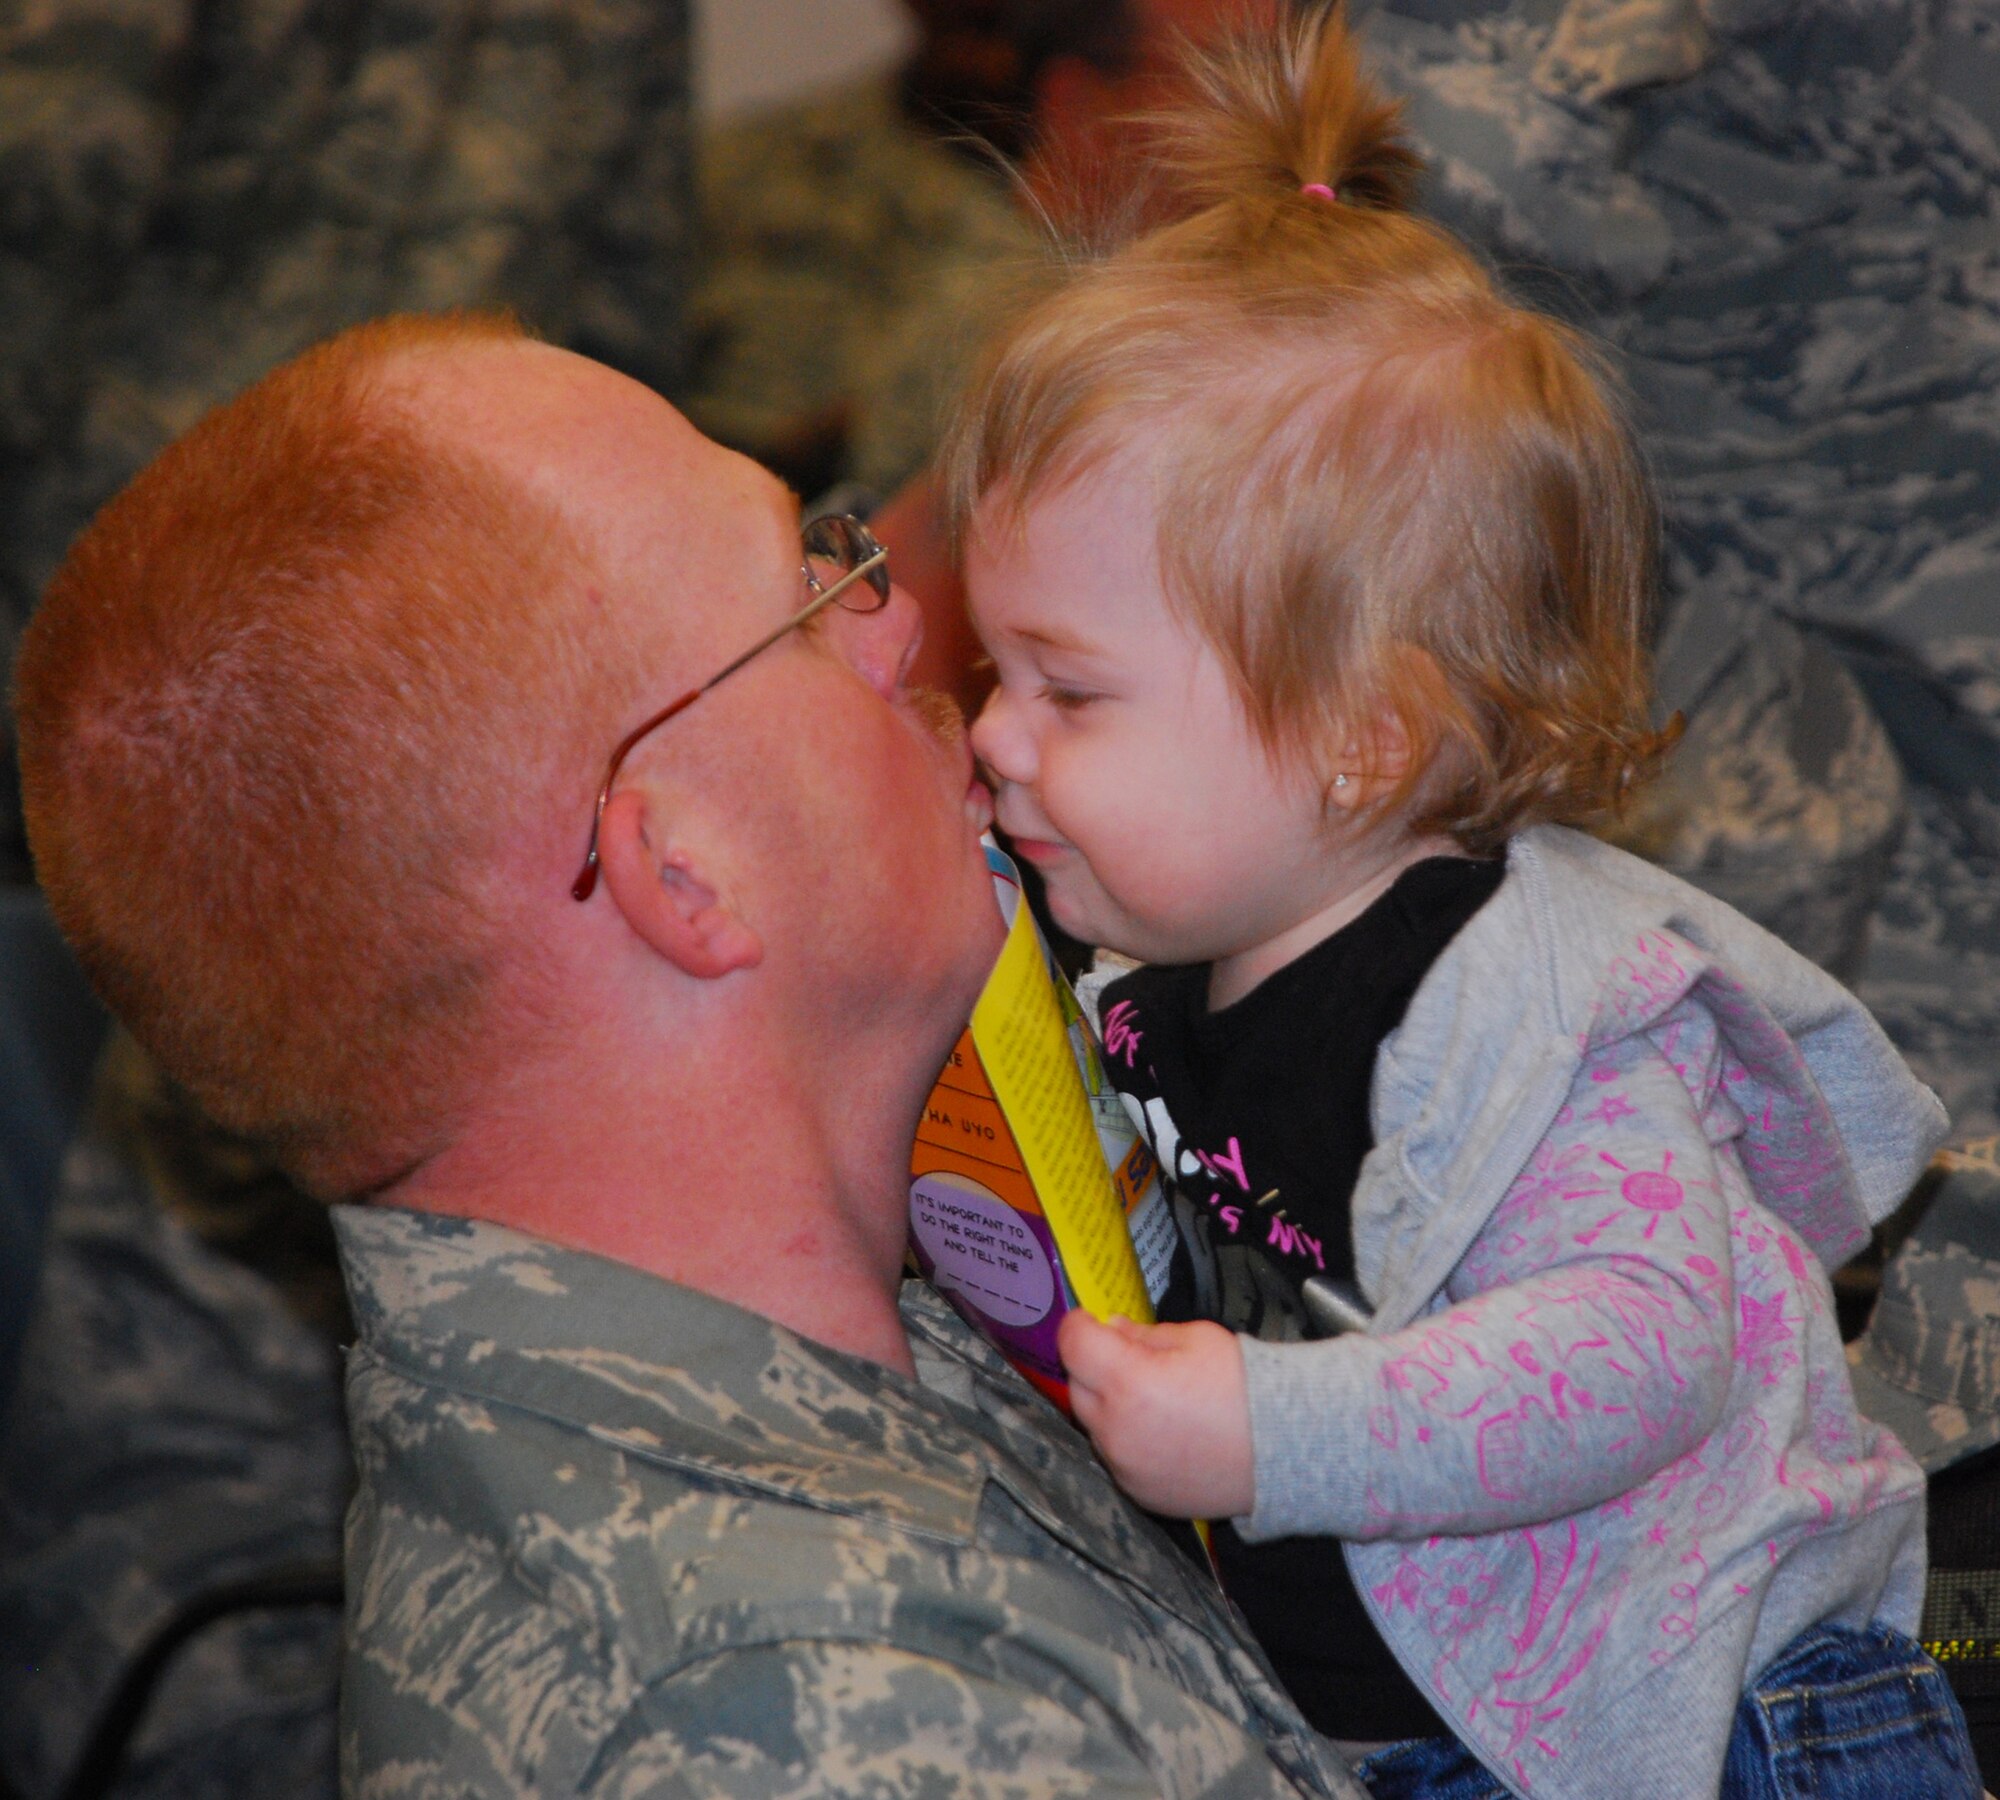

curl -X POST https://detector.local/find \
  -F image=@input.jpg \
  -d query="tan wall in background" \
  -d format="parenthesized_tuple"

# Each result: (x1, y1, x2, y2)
(696, 0, 912, 117)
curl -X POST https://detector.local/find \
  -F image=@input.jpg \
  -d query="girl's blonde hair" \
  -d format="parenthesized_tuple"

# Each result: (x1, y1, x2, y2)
(942, 7, 1678, 852)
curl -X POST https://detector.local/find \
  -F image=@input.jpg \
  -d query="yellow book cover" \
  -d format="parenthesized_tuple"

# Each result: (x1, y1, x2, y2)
(909, 840, 1175, 1411)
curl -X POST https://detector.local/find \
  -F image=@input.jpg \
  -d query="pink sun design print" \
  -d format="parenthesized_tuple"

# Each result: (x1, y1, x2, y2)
(1511, 1143, 1607, 1219)
(1574, 1150, 1715, 1248)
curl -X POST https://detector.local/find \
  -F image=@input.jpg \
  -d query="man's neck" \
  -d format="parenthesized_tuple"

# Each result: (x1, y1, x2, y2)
(384, 1034, 925, 1377)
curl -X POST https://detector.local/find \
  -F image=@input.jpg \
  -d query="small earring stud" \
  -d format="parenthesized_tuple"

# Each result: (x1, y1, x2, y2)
(1333, 771, 1349, 789)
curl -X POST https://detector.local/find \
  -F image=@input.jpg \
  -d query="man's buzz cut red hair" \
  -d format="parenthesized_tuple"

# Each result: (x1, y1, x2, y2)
(15, 312, 604, 1198)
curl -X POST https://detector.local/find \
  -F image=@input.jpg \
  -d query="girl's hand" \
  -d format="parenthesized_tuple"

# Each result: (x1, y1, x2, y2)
(1057, 1311, 1254, 1519)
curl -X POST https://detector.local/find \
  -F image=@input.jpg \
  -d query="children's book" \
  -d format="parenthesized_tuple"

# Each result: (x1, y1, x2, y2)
(909, 840, 1177, 1412)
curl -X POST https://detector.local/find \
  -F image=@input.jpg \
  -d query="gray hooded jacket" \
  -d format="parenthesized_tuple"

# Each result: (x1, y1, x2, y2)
(1232, 826, 1947, 1799)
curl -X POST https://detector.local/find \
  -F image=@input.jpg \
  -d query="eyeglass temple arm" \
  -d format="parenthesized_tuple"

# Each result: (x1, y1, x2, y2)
(569, 548, 888, 902)
(695, 547, 886, 692)
(570, 686, 702, 901)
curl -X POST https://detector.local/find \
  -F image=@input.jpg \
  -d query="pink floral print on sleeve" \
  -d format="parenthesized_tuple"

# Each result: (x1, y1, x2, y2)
(1315, 1005, 1753, 1539)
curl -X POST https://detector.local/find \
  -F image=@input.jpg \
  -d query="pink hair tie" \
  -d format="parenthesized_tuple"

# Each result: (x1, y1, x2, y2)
(1300, 182, 1338, 203)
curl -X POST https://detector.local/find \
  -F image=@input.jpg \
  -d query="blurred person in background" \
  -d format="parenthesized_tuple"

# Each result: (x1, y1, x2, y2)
(0, 2, 693, 1791)
(684, 0, 1279, 710)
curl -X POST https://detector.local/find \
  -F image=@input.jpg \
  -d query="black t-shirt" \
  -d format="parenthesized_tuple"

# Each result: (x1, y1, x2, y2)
(1098, 855, 1505, 1743)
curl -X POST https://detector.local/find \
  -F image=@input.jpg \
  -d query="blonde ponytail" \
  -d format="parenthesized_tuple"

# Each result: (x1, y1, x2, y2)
(1151, 10, 1422, 222)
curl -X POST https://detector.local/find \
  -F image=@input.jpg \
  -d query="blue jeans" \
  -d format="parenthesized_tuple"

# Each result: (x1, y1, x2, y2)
(1355, 1622, 1981, 1800)
(1722, 1621, 1981, 1799)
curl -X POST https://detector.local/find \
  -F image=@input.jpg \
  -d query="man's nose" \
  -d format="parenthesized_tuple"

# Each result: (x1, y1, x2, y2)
(825, 579, 924, 700)
(969, 685, 1033, 786)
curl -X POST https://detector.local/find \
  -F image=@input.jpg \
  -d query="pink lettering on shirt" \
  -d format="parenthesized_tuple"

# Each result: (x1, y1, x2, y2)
(1195, 1135, 1252, 1193)
(1267, 1215, 1326, 1270)
(1102, 999, 1142, 1069)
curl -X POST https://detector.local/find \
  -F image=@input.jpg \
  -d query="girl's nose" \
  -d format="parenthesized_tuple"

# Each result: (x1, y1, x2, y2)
(969, 683, 1035, 786)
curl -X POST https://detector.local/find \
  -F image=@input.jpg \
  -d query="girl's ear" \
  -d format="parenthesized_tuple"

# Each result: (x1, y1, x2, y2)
(1329, 650, 1440, 810)
(1324, 710, 1419, 816)
(596, 788, 762, 980)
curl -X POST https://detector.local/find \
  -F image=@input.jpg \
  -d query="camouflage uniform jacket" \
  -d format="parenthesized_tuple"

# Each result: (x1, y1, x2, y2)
(1357, 0, 2000, 1140)
(334, 1204, 1369, 1800)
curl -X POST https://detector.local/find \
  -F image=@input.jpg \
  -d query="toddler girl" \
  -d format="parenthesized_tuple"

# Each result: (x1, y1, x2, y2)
(946, 14, 1975, 1799)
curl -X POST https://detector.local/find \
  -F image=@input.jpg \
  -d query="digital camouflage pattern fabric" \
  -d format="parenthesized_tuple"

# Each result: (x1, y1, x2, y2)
(1354, 0, 2000, 1145)
(336, 1203, 1370, 1800)
(0, 0, 695, 871)
(0, 1126, 348, 1800)
(1850, 1136, 2000, 1472)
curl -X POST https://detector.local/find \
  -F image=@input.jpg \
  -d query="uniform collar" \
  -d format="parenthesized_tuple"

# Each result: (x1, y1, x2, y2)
(335, 1205, 1212, 1596)
(336, 1205, 993, 1540)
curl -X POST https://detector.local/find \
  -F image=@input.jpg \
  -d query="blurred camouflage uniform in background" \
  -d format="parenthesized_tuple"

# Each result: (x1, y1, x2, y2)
(0, 1126, 348, 1800)
(0, 1, 692, 1793)
(683, 70, 1043, 503)
(1844, 1134, 2000, 1771)
(1354, 0, 2000, 1145)
(0, 0, 694, 876)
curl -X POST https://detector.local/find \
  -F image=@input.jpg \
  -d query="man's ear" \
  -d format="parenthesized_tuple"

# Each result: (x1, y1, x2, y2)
(596, 788, 763, 980)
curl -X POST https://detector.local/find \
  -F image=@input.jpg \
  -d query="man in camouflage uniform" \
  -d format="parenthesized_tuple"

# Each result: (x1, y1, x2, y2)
(682, 0, 1139, 507)
(15, 316, 1368, 1800)
(1349, 0, 2000, 1142)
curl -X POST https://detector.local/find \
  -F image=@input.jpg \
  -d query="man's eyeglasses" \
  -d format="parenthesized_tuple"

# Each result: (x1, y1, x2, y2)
(571, 514, 891, 901)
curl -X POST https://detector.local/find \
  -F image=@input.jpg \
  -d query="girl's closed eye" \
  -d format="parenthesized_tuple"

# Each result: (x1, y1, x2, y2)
(1039, 681, 1100, 713)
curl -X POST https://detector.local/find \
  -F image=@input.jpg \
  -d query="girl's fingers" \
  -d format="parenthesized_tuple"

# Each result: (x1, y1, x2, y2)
(1057, 1308, 1130, 1388)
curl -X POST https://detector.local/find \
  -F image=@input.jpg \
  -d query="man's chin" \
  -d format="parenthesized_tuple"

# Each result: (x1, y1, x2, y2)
(962, 846, 1010, 984)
